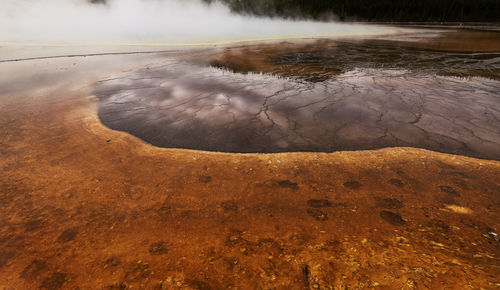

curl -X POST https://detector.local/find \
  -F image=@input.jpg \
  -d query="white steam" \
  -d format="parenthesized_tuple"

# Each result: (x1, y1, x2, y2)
(0, 0, 399, 44)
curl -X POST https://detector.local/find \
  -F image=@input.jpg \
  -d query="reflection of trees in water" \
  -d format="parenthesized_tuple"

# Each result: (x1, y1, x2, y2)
(271, 42, 500, 81)
(208, 41, 500, 82)
(95, 59, 500, 159)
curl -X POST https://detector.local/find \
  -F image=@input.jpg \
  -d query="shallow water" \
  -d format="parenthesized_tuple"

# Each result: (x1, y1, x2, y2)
(95, 31, 500, 159)
(270, 41, 500, 81)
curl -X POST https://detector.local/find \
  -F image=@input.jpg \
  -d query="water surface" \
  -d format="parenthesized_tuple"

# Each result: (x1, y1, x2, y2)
(96, 29, 500, 159)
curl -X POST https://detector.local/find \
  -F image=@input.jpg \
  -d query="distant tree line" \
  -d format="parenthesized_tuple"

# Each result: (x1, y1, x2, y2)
(204, 0, 500, 22)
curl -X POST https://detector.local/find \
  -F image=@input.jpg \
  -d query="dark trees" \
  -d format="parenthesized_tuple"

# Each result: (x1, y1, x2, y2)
(207, 0, 500, 22)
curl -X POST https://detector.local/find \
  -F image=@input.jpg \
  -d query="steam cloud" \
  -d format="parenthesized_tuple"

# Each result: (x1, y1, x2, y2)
(0, 0, 398, 44)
